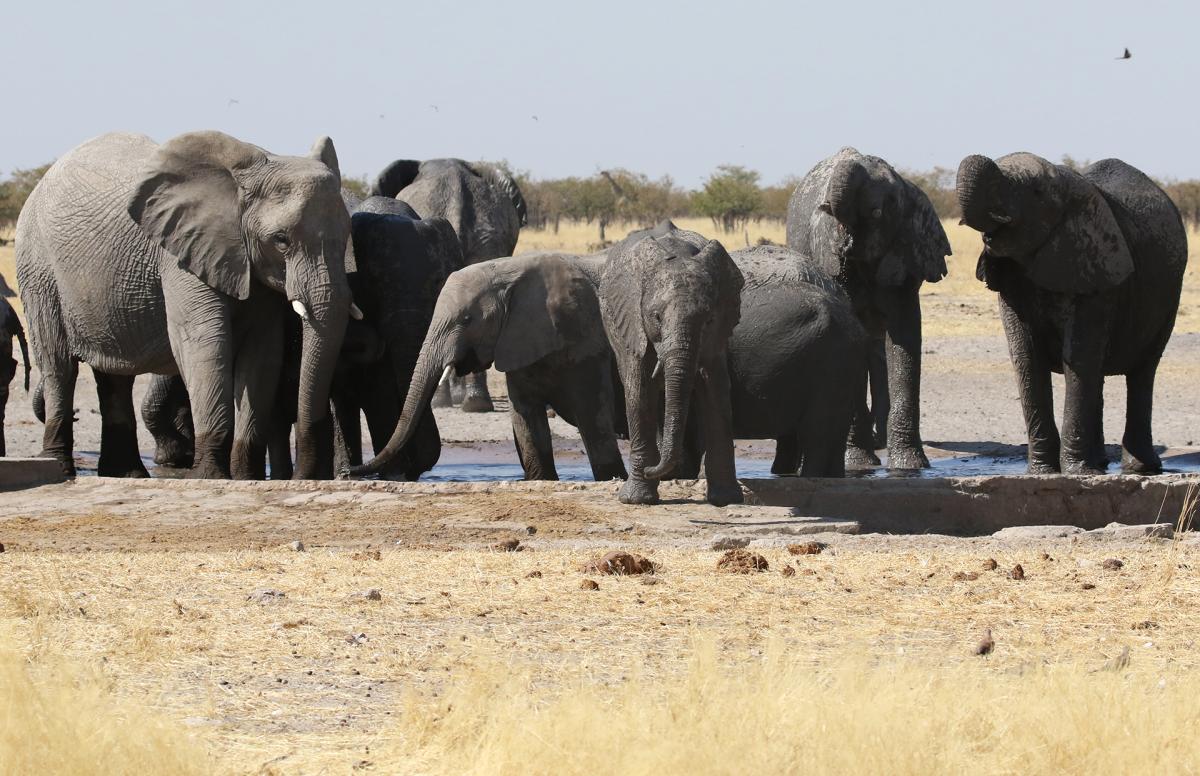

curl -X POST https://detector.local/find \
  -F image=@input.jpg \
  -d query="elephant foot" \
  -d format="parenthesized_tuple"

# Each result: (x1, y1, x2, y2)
(886, 446, 930, 470)
(1026, 460, 1061, 475)
(593, 461, 629, 482)
(188, 459, 231, 480)
(1060, 457, 1108, 476)
(431, 381, 454, 409)
(706, 481, 744, 507)
(619, 477, 660, 505)
(98, 458, 150, 478)
(460, 393, 494, 413)
(845, 446, 881, 469)
(1121, 447, 1162, 475)
(153, 437, 194, 468)
(42, 452, 77, 479)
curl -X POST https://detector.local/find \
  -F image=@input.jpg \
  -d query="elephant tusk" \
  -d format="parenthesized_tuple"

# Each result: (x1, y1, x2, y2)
(699, 366, 709, 381)
(438, 364, 454, 386)
(291, 300, 312, 322)
(988, 211, 1012, 224)
(349, 302, 364, 320)
(651, 360, 663, 379)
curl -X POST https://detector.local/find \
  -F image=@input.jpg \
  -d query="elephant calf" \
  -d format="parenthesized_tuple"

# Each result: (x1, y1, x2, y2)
(956, 153, 1187, 474)
(0, 298, 30, 456)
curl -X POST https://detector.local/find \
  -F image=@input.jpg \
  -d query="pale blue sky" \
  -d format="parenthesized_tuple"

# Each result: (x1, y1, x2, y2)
(2, 0, 1195, 185)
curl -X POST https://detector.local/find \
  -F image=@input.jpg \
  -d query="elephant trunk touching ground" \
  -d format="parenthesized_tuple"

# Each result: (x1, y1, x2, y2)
(956, 155, 1009, 233)
(642, 343, 700, 481)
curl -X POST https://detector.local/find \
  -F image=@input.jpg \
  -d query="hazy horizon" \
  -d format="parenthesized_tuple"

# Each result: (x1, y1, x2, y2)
(2, 0, 1196, 186)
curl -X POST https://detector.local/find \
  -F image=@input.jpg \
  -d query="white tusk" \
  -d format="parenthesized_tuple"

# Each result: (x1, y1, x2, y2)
(349, 302, 364, 320)
(438, 364, 454, 386)
(651, 360, 663, 379)
(291, 300, 311, 321)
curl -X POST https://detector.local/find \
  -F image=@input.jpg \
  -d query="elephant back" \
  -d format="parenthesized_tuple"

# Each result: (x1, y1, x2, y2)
(1084, 159, 1188, 281)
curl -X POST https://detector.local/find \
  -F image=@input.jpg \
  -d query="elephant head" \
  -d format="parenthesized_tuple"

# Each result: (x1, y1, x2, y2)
(127, 131, 352, 477)
(956, 153, 1135, 294)
(817, 148, 950, 286)
(350, 253, 608, 476)
(601, 222, 743, 480)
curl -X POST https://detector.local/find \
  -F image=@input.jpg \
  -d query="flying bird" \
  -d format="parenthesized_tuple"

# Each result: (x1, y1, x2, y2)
(429, 104, 439, 112)
(227, 98, 240, 107)
(1116, 48, 1131, 60)
(531, 114, 539, 121)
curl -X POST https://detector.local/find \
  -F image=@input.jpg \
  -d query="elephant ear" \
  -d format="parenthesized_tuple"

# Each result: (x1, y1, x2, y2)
(370, 159, 422, 198)
(599, 237, 650, 359)
(473, 163, 528, 227)
(1019, 176, 1134, 294)
(128, 131, 266, 300)
(309, 136, 342, 184)
(695, 239, 744, 338)
(875, 182, 951, 286)
(494, 259, 570, 372)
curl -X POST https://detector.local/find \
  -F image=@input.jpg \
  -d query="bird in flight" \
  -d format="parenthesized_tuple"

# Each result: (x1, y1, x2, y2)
(1116, 48, 1131, 60)
(531, 114, 539, 121)
(429, 104, 439, 112)
(227, 98, 240, 107)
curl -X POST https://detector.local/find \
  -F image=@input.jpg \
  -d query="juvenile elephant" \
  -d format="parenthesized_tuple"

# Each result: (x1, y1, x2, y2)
(17, 131, 351, 478)
(786, 148, 950, 470)
(0, 298, 30, 457)
(372, 158, 527, 413)
(674, 245, 865, 478)
(349, 252, 627, 482)
(600, 222, 744, 506)
(956, 153, 1187, 474)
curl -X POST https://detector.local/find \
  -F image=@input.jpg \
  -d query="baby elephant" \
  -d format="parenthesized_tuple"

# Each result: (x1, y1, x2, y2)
(956, 153, 1187, 474)
(0, 298, 30, 456)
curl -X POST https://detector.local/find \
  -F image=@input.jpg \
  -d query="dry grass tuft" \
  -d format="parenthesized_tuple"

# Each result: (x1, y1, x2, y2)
(396, 641, 1200, 775)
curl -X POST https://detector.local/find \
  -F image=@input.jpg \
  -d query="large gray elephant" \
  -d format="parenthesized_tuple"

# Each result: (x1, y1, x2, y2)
(0, 297, 30, 457)
(786, 148, 950, 470)
(674, 245, 866, 479)
(599, 222, 744, 506)
(371, 158, 527, 413)
(16, 131, 351, 478)
(349, 252, 627, 482)
(956, 153, 1187, 474)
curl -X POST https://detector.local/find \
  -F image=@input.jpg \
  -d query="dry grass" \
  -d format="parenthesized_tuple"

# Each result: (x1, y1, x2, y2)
(2, 540, 1199, 771)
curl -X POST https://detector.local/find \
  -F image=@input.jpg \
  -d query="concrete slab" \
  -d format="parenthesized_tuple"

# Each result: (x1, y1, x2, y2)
(0, 458, 66, 491)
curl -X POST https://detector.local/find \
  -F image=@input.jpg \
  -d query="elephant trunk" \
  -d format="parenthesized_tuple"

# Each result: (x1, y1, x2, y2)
(643, 345, 700, 481)
(826, 159, 866, 227)
(349, 323, 453, 477)
(290, 250, 351, 479)
(956, 155, 1006, 233)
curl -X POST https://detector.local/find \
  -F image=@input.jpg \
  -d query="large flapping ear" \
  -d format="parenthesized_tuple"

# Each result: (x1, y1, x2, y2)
(309, 136, 342, 184)
(370, 159, 422, 198)
(695, 239, 744, 338)
(1019, 174, 1133, 294)
(494, 260, 568, 372)
(875, 181, 951, 286)
(599, 235, 653, 358)
(473, 163, 528, 226)
(128, 131, 265, 300)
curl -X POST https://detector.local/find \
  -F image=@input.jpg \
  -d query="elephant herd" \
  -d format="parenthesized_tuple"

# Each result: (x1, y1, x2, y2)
(4, 131, 1189, 506)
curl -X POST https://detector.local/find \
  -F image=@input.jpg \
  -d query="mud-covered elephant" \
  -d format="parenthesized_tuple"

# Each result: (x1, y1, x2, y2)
(786, 147, 950, 470)
(16, 131, 351, 478)
(599, 222, 744, 506)
(349, 252, 627, 482)
(672, 245, 865, 479)
(371, 158, 527, 413)
(956, 153, 1187, 474)
(0, 298, 30, 457)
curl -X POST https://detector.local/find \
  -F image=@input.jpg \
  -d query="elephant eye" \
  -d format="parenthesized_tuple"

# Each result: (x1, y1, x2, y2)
(871, 208, 883, 219)
(272, 233, 291, 251)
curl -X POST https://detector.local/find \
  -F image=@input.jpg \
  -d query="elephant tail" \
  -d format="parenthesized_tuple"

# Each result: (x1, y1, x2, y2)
(16, 320, 29, 391)
(370, 159, 422, 199)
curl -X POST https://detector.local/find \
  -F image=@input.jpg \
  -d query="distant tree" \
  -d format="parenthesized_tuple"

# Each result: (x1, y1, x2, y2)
(1163, 180, 1200, 229)
(0, 163, 52, 232)
(759, 175, 802, 222)
(904, 166, 960, 220)
(1059, 154, 1091, 172)
(341, 174, 371, 200)
(691, 165, 762, 233)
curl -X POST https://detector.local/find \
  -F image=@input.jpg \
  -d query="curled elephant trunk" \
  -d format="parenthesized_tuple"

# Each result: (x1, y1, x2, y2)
(956, 155, 1007, 233)
(643, 347, 700, 481)
(825, 159, 867, 227)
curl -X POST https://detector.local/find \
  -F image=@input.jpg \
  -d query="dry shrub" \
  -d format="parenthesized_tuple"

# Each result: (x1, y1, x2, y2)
(395, 643, 1200, 775)
(0, 637, 210, 775)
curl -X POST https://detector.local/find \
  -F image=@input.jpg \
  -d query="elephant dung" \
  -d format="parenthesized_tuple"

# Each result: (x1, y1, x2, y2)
(581, 551, 656, 576)
(717, 549, 769, 574)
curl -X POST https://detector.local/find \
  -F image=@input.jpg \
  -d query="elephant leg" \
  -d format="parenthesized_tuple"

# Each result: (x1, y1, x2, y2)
(231, 304, 283, 481)
(336, 393, 365, 468)
(999, 297, 1060, 472)
(772, 433, 800, 476)
(404, 408, 442, 481)
(867, 337, 890, 450)
(142, 374, 194, 468)
(1121, 361, 1162, 474)
(507, 376, 557, 481)
(1059, 302, 1108, 475)
(460, 370, 495, 413)
(93, 371, 149, 478)
(675, 416, 704, 480)
(569, 361, 627, 482)
(845, 352, 880, 468)
(881, 288, 929, 469)
(618, 356, 660, 505)
(267, 422, 293, 480)
(38, 358, 78, 477)
(698, 356, 742, 506)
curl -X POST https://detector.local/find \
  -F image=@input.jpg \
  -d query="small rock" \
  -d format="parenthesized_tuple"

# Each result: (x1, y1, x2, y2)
(1102, 558, 1125, 571)
(992, 526, 1084, 540)
(580, 579, 600, 591)
(1082, 582, 1096, 590)
(1080, 523, 1174, 541)
(787, 541, 827, 556)
(524, 570, 543, 579)
(526, 526, 538, 536)
(1132, 620, 1159, 630)
(289, 540, 305, 552)
(581, 551, 656, 576)
(711, 536, 750, 551)
(247, 589, 286, 603)
(982, 558, 998, 571)
(782, 565, 796, 577)
(1009, 564, 1025, 580)
(346, 632, 368, 645)
(492, 539, 522, 552)
(952, 571, 979, 582)
(717, 549, 769, 573)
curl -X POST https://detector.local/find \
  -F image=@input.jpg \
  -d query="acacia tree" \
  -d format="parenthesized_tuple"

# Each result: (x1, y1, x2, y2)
(691, 165, 762, 233)
(0, 163, 52, 233)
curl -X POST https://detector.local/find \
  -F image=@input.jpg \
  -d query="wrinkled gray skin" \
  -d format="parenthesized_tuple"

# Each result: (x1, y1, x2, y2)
(956, 153, 1187, 474)
(600, 221, 744, 506)
(349, 252, 627, 482)
(786, 147, 950, 470)
(16, 131, 351, 478)
(0, 298, 30, 457)
(371, 158, 527, 413)
(672, 246, 865, 478)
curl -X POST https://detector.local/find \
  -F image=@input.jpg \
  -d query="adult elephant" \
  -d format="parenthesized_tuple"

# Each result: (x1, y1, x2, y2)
(599, 222, 744, 506)
(16, 131, 351, 478)
(371, 158, 527, 413)
(348, 252, 627, 482)
(786, 147, 950, 470)
(674, 245, 865, 479)
(956, 153, 1187, 474)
